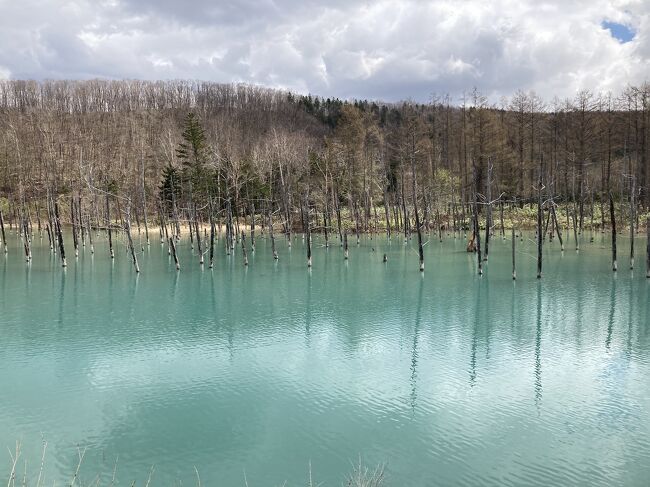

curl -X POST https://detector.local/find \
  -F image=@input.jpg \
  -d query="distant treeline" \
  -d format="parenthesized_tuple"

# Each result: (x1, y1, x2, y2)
(0, 79, 649, 236)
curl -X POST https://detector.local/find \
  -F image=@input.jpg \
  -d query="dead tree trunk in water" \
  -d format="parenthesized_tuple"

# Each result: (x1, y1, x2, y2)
(194, 206, 203, 265)
(543, 205, 551, 241)
(172, 192, 180, 239)
(630, 178, 635, 270)
(572, 206, 579, 251)
(250, 204, 256, 252)
(21, 212, 31, 262)
(305, 205, 312, 267)
(169, 236, 180, 270)
(354, 201, 361, 245)
(157, 200, 165, 244)
(45, 224, 52, 250)
(86, 211, 94, 254)
(473, 201, 483, 275)
(484, 161, 492, 261)
(410, 139, 424, 272)
(609, 193, 617, 272)
(323, 209, 329, 248)
(500, 202, 505, 239)
(344, 231, 349, 260)
(646, 217, 650, 278)
(0, 210, 6, 253)
(241, 232, 249, 266)
(125, 206, 140, 273)
(589, 191, 595, 243)
(268, 210, 278, 260)
(334, 186, 343, 246)
(209, 200, 215, 268)
(384, 188, 391, 239)
(141, 159, 149, 246)
(54, 200, 66, 267)
(71, 197, 79, 257)
(512, 226, 517, 280)
(551, 204, 564, 251)
(46, 198, 55, 251)
(106, 195, 114, 259)
(537, 183, 543, 279)
(77, 197, 85, 249)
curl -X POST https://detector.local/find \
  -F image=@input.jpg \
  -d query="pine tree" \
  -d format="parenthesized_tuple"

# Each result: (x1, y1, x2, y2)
(159, 163, 181, 212)
(176, 112, 207, 167)
(176, 112, 209, 198)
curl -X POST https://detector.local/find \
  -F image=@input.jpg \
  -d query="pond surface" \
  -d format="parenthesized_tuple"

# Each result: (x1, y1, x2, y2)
(1, 229, 649, 486)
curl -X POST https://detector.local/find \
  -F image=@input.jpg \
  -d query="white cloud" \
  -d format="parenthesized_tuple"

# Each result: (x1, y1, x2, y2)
(0, 0, 648, 101)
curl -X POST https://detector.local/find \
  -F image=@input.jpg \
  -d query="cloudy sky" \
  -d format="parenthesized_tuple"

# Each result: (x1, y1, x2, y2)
(0, 0, 648, 101)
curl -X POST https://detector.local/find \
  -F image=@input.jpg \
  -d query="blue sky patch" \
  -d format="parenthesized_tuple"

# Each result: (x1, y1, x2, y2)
(602, 21, 635, 43)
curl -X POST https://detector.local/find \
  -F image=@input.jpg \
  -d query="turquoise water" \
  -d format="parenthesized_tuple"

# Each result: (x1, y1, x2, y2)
(1, 230, 649, 486)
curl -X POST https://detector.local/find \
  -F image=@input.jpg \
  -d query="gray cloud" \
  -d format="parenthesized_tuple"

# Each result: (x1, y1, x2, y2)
(0, 0, 648, 101)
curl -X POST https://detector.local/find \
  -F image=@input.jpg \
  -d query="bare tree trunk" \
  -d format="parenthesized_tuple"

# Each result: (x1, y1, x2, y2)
(169, 236, 180, 270)
(323, 208, 329, 248)
(589, 191, 595, 243)
(71, 197, 79, 257)
(86, 211, 94, 254)
(354, 201, 361, 246)
(537, 182, 543, 279)
(646, 217, 650, 278)
(269, 210, 278, 260)
(157, 200, 165, 244)
(22, 212, 31, 262)
(142, 159, 149, 246)
(610, 193, 617, 271)
(209, 200, 215, 268)
(172, 191, 180, 239)
(384, 188, 390, 240)
(500, 201, 505, 239)
(250, 204, 256, 252)
(473, 200, 482, 275)
(36, 204, 42, 238)
(194, 206, 203, 265)
(512, 226, 517, 280)
(572, 207, 579, 251)
(125, 205, 140, 273)
(484, 162, 492, 261)
(306, 208, 312, 268)
(552, 204, 564, 251)
(241, 232, 249, 266)
(410, 142, 424, 272)
(46, 224, 52, 251)
(78, 196, 85, 248)
(54, 200, 66, 267)
(630, 178, 635, 269)
(0, 210, 6, 253)
(46, 197, 55, 251)
(106, 195, 114, 259)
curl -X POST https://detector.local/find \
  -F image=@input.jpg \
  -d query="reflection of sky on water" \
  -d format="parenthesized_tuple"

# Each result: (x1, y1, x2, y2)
(1, 231, 649, 486)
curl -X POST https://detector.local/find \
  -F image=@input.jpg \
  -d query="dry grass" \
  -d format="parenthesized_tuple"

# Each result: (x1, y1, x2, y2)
(344, 458, 386, 487)
(5, 442, 386, 487)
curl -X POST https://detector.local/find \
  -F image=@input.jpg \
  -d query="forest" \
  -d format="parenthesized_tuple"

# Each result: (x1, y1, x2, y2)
(0, 79, 649, 273)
